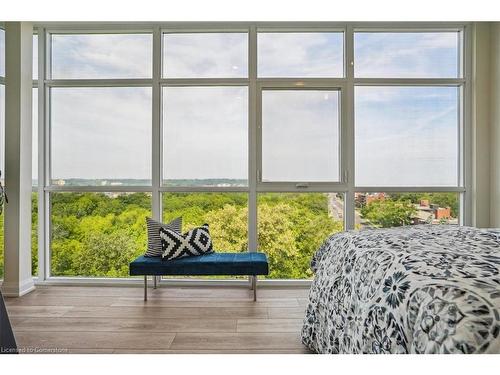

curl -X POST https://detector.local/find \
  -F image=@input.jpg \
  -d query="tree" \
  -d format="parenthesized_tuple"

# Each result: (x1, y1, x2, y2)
(15, 191, 344, 279)
(361, 199, 417, 228)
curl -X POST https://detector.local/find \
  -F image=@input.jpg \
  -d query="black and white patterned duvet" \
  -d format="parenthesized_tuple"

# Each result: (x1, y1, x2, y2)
(301, 225, 500, 354)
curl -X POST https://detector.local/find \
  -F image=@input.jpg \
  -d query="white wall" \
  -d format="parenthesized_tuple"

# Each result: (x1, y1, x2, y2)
(471, 22, 500, 228)
(490, 23, 500, 227)
(472, 23, 491, 227)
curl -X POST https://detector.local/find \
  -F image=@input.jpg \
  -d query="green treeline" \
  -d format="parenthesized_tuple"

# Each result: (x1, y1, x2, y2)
(0, 192, 457, 279)
(0, 192, 342, 279)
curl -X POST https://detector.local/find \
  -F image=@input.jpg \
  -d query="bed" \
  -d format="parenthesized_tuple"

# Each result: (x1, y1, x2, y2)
(301, 225, 500, 354)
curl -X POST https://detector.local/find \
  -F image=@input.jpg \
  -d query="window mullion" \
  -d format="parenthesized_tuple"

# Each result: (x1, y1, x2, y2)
(345, 23, 355, 230)
(248, 26, 258, 254)
(152, 26, 161, 222)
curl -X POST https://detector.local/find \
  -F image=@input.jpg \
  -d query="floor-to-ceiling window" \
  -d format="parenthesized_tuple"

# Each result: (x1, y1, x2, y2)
(31, 23, 469, 282)
(46, 33, 153, 277)
(257, 32, 346, 278)
(0, 27, 5, 279)
(353, 31, 463, 229)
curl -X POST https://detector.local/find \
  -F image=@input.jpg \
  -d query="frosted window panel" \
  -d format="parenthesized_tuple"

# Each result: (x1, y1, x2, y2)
(163, 33, 248, 78)
(33, 34, 38, 80)
(258, 32, 344, 77)
(355, 86, 459, 187)
(262, 90, 340, 182)
(0, 85, 4, 177)
(51, 34, 152, 79)
(163, 87, 248, 186)
(354, 32, 460, 78)
(0, 29, 5, 77)
(50, 87, 152, 185)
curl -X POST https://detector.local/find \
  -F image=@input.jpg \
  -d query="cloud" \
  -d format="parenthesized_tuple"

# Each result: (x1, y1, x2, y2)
(164, 33, 247, 78)
(354, 32, 459, 78)
(51, 34, 152, 79)
(163, 86, 248, 180)
(258, 32, 343, 77)
(262, 90, 340, 181)
(355, 86, 459, 186)
(0, 31, 462, 187)
(50, 87, 152, 180)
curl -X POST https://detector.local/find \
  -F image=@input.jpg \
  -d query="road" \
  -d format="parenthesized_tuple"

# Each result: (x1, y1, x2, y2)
(327, 193, 363, 226)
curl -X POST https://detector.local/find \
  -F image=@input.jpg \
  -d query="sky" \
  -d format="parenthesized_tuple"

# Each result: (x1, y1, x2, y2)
(0, 30, 461, 187)
(262, 89, 339, 182)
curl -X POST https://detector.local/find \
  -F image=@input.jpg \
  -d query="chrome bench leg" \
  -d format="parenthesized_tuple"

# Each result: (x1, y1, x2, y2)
(253, 275, 257, 301)
(144, 276, 148, 301)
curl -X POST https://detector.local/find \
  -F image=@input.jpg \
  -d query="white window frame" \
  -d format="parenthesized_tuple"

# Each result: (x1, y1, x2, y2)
(27, 22, 471, 287)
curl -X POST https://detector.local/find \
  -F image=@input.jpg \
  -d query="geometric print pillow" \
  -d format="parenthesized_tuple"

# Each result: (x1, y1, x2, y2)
(144, 216, 182, 257)
(160, 224, 214, 261)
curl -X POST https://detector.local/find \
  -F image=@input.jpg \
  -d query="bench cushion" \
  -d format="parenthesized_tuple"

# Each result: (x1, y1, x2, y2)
(129, 252, 269, 276)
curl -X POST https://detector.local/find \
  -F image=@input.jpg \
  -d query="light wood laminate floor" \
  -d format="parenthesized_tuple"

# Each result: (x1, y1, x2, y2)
(5, 285, 313, 354)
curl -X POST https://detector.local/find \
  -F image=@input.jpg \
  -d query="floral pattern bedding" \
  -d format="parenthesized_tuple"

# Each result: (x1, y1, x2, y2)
(301, 225, 500, 354)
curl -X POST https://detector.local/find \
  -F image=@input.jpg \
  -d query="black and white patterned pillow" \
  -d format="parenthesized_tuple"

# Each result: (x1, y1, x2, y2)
(145, 217, 182, 257)
(160, 224, 214, 261)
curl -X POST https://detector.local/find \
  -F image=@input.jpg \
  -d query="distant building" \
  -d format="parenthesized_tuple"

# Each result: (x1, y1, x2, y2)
(420, 199, 429, 207)
(435, 207, 451, 220)
(355, 192, 386, 207)
(412, 202, 453, 224)
(366, 193, 386, 205)
(54, 179, 65, 186)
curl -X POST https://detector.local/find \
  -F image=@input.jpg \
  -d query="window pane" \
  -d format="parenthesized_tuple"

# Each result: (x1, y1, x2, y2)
(163, 33, 248, 78)
(354, 32, 460, 78)
(32, 193, 38, 276)
(0, 85, 4, 176)
(355, 86, 459, 187)
(32, 88, 38, 276)
(51, 34, 152, 79)
(0, 28, 5, 77)
(258, 32, 343, 77)
(0, 209, 3, 279)
(262, 90, 340, 182)
(50, 192, 151, 277)
(355, 192, 459, 229)
(32, 88, 38, 186)
(163, 192, 248, 253)
(0, 85, 3, 279)
(163, 87, 248, 187)
(51, 87, 152, 185)
(33, 34, 38, 80)
(258, 193, 344, 279)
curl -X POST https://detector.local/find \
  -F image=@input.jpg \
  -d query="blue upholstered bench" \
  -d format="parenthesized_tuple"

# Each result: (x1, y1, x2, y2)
(129, 252, 269, 301)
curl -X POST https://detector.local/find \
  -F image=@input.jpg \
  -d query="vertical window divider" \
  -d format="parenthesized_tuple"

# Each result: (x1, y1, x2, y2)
(248, 26, 258, 256)
(44, 31, 53, 280)
(345, 24, 356, 230)
(463, 25, 473, 226)
(38, 27, 49, 281)
(152, 27, 162, 223)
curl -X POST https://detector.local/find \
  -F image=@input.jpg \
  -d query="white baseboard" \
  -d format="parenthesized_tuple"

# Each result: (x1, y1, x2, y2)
(1, 278, 36, 297)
